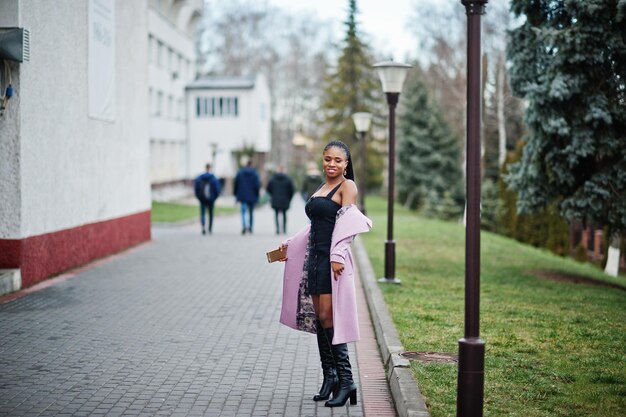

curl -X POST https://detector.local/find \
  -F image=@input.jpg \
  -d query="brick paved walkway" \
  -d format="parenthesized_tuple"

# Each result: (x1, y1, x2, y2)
(0, 198, 395, 417)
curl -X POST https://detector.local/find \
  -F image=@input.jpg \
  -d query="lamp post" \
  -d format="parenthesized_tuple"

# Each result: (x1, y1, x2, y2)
(374, 61, 411, 284)
(458, 1, 487, 416)
(352, 112, 372, 215)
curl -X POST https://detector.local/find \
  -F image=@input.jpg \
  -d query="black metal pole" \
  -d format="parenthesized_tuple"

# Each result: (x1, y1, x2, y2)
(457, 1, 487, 416)
(359, 131, 367, 215)
(382, 92, 400, 283)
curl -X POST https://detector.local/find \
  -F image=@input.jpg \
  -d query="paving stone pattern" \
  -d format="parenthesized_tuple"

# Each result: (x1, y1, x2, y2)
(0, 200, 365, 417)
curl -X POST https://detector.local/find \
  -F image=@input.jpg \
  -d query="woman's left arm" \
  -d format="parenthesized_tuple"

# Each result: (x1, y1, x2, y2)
(340, 180, 358, 206)
(331, 181, 358, 279)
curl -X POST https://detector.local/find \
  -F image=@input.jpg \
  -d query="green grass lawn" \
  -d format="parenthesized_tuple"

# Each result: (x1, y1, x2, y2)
(151, 201, 237, 223)
(360, 196, 626, 417)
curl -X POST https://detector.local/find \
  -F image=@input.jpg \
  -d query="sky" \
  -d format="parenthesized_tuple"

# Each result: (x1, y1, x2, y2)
(269, 0, 419, 62)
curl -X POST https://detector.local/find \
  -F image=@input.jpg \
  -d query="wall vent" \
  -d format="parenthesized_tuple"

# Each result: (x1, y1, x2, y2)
(0, 28, 30, 62)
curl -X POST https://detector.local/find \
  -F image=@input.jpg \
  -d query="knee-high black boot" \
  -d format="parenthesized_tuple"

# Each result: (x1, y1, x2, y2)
(313, 322, 339, 401)
(325, 336, 357, 407)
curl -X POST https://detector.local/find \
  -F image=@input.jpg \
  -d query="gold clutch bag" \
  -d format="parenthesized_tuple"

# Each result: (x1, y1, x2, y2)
(266, 246, 287, 263)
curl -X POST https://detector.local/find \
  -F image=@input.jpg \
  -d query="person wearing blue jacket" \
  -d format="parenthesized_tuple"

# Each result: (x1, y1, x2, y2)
(194, 163, 221, 235)
(234, 160, 261, 235)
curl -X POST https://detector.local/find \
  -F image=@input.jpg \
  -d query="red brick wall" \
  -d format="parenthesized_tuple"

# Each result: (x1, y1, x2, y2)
(0, 211, 151, 288)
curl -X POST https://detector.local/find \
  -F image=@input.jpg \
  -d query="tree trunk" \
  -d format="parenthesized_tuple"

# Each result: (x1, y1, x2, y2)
(496, 53, 507, 167)
(604, 233, 621, 277)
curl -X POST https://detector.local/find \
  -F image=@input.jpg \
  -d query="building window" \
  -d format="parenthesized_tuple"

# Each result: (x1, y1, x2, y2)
(148, 35, 153, 63)
(156, 91, 163, 116)
(157, 41, 164, 67)
(149, 88, 154, 115)
(168, 48, 174, 73)
(195, 96, 240, 118)
(197, 98, 202, 116)
(196, 97, 208, 117)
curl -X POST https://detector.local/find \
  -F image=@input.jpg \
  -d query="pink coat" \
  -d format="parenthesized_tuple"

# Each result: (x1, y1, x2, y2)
(279, 205, 372, 344)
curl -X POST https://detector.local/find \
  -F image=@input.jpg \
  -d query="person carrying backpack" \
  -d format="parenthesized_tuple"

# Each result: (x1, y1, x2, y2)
(194, 163, 221, 235)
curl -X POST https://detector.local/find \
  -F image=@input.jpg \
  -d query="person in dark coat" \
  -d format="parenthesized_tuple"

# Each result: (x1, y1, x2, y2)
(266, 166, 295, 235)
(234, 160, 261, 234)
(194, 163, 221, 235)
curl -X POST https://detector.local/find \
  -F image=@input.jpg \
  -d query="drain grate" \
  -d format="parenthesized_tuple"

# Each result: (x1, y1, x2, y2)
(401, 351, 458, 363)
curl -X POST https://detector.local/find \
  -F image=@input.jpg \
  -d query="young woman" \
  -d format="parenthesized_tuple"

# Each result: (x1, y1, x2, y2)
(278, 140, 372, 408)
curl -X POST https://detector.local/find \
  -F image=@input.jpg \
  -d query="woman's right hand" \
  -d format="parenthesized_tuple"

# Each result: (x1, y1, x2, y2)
(278, 244, 288, 261)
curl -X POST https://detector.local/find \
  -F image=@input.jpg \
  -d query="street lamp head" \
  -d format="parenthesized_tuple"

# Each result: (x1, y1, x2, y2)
(373, 61, 412, 94)
(461, 0, 488, 15)
(352, 112, 372, 133)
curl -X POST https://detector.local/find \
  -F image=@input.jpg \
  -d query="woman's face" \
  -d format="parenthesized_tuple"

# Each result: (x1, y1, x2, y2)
(322, 146, 348, 180)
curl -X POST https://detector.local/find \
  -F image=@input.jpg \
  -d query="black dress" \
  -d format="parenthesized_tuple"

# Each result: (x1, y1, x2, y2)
(304, 182, 343, 295)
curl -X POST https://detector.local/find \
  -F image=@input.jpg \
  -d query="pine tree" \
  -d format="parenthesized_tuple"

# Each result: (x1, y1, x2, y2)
(499, 142, 570, 256)
(397, 69, 464, 219)
(506, 0, 626, 237)
(320, 0, 384, 189)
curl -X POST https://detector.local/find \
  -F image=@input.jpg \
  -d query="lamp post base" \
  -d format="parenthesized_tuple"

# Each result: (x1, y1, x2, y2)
(457, 337, 485, 417)
(382, 240, 398, 283)
(378, 277, 401, 284)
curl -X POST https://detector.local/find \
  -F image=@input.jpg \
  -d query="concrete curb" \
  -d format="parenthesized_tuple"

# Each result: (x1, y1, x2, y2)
(354, 237, 431, 417)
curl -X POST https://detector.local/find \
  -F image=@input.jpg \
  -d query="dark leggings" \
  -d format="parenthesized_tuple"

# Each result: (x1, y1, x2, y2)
(274, 209, 287, 233)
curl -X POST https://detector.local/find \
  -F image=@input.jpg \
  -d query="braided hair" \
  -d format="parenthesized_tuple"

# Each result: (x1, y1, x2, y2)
(323, 140, 354, 181)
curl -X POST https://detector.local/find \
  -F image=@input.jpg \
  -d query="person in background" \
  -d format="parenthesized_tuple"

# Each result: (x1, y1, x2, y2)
(193, 163, 221, 235)
(234, 159, 260, 235)
(277, 140, 372, 408)
(266, 166, 295, 235)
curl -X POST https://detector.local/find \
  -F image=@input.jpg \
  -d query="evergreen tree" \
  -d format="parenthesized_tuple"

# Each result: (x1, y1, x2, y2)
(320, 0, 384, 189)
(506, 0, 626, 236)
(499, 142, 570, 256)
(397, 69, 464, 219)
(480, 178, 503, 232)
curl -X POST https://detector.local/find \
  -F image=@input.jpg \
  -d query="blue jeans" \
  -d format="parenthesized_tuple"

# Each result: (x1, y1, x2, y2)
(240, 202, 254, 232)
(200, 201, 215, 232)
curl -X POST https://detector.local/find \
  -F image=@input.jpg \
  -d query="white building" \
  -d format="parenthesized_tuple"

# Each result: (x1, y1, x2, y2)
(0, 0, 150, 293)
(147, 0, 202, 200)
(186, 74, 271, 186)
